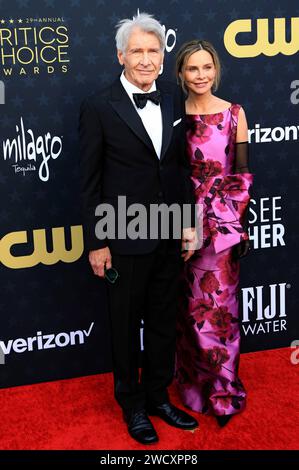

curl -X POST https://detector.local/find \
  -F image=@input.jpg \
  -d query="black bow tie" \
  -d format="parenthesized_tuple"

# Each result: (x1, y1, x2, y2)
(132, 90, 161, 109)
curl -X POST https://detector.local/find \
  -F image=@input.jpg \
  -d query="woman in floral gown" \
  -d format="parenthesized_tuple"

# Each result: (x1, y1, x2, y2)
(175, 40, 253, 427)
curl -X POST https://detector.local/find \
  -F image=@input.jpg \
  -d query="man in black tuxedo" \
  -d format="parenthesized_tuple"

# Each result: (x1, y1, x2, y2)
(79, 13, 198, 444)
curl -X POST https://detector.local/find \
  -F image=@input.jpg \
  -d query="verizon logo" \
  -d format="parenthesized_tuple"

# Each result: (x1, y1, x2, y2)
(0, 322, 94, 356)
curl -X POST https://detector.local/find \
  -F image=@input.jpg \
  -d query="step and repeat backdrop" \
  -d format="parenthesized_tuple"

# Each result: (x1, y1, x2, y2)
(0, 0, 298, 388)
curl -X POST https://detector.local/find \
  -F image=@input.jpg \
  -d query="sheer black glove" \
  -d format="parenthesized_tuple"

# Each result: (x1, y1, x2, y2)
(233, 239, 250, 260)
(233, 141, 251, 259)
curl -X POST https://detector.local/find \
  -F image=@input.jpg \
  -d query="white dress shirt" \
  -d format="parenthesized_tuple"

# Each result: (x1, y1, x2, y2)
(120, 71, 163, 159)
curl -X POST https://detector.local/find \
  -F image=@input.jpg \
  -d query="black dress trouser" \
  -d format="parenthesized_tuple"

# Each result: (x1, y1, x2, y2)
(107, 240, 182, 413)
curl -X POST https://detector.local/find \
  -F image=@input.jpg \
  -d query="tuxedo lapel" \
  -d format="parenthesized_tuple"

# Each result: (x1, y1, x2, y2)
(159, 88, 174, 161)
(109, 79, 156, 154)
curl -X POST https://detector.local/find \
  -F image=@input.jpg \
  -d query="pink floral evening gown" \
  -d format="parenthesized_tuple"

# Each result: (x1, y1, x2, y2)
(176, 104, 253, 416)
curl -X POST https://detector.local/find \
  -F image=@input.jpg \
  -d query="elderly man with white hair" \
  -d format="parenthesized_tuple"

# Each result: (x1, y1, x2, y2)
(79, 12, 198, 444)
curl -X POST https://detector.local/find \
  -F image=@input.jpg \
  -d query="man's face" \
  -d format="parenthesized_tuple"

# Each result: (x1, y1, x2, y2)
(118, 27, 164, 92)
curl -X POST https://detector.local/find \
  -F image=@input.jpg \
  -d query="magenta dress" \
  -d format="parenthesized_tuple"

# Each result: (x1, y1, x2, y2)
(176, 104, 253, 416)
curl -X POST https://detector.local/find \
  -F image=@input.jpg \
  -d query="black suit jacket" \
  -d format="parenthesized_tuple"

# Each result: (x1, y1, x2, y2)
(79, 77, 195, 255)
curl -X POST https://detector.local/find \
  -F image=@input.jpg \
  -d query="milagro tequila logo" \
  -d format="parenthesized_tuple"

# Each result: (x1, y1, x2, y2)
(2, 117, 63, 182)
(159, 22, 177, 75)
(162, 24, 176, 53)
(241, 282, 289, 335)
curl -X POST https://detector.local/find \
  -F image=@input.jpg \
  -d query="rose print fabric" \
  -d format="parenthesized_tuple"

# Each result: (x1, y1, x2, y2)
(176, 104, 253, 416)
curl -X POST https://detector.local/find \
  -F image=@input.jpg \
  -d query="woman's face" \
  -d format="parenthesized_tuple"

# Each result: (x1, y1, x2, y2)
(181, 49, 216, 95)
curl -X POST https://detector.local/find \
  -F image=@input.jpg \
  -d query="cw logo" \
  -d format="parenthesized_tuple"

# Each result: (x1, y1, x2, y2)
(224, 17, 299, 58)
(0, 226, 83, 269)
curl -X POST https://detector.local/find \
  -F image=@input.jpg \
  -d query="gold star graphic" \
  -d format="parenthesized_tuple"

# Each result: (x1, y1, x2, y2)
(18, 19, 23, 23)
(9, 19, 14, 24)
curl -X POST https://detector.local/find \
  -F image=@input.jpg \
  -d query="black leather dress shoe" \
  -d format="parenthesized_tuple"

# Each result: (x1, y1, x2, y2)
(124, 409, 158, 444)
(148, 402, 198, 430)
(216, 414, 233, 427)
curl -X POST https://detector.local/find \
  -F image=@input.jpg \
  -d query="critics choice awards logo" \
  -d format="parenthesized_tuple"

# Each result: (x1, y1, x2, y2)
(0, 17, 69, 75)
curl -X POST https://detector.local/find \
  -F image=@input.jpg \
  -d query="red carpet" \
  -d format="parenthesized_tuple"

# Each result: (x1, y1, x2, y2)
(0, 347, 298, 450)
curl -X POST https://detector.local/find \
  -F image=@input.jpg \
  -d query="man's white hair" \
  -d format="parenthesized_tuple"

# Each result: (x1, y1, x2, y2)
(115, 12, 165, 54)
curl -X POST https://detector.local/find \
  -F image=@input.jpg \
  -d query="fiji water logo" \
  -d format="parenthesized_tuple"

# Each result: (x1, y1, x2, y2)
(241, 282, 290, 335)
